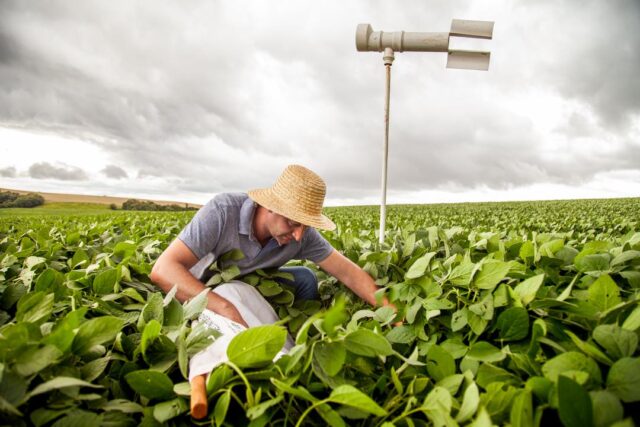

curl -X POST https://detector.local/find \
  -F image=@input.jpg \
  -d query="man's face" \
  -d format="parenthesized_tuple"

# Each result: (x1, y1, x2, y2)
(267, 212, 306, 246)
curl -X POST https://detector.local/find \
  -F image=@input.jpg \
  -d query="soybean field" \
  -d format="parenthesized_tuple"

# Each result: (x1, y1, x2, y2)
(0, 198, 639, 426)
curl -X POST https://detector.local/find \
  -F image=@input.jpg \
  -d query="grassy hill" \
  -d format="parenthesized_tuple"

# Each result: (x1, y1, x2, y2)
(0, 187, 202, 216)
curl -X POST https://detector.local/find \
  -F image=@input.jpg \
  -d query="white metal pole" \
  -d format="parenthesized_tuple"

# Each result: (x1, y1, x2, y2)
(379, 47, 394, 245)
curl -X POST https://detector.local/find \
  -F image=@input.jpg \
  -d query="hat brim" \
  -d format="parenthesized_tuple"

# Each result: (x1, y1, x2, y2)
(248, 188, 336, 231)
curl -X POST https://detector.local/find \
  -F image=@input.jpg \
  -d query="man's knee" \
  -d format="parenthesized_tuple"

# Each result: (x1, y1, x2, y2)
(279, 266, 318, 300)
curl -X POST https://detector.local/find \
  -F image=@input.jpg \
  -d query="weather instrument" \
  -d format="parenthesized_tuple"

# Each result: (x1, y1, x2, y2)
(356, 19, 494, 244)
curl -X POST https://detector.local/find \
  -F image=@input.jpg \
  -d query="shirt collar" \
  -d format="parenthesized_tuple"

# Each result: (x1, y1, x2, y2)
(239, 196, 257, 238)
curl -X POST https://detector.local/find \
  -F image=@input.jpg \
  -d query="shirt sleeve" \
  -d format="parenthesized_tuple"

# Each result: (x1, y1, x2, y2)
(297, 228, 334, 263)
(177, 197, 225, 260)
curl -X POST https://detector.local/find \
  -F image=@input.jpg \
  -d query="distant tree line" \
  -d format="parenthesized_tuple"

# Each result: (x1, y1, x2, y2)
(117, 199, 198, 211)
(0, 191, 45, 208)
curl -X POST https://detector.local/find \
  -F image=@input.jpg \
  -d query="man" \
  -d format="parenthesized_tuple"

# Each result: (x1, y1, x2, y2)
(150, 164, 390, 327)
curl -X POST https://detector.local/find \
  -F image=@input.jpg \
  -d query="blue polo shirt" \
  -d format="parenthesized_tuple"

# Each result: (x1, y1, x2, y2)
(178, 193, 334, 282)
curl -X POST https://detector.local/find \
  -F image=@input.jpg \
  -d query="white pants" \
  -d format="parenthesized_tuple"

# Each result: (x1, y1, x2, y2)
(188, 281, 294, 381)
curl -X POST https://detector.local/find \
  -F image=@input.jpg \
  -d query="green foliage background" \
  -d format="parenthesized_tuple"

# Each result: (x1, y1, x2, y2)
(0, 198, 639, 426)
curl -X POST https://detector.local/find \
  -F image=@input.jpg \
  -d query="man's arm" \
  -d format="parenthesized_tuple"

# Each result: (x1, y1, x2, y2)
(318, 249, 392, 307)
(150, 239, 248, 327)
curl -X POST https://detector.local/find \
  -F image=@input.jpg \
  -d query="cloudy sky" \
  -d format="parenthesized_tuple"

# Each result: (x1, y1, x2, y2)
(1, 0, 639, 205)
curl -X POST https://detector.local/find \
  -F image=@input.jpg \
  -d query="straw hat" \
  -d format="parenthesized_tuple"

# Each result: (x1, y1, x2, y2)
(248, 165, 336, 231)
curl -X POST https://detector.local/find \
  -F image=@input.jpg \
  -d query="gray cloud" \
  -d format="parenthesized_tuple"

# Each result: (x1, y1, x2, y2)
(0, 0, 639, 201)
(0, 166, 16, 177)
(28, 162, 88, 181)
(101, 165, 128, 179)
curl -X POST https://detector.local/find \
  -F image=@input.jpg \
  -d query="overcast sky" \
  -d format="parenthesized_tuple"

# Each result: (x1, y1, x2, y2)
(1, 0, 639, 205)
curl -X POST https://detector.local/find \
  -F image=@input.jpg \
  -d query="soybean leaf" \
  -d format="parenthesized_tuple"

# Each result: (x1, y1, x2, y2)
(227, 325, 287, 368)
(72, 316, 124, 356)
(183, 288, 209, 320)
(510, 390, 534, 427)
(153, 397, 187, 423)
(328, 385, 387, 416)
(606, 357, 640, 402)
(214, 389, 231, 426)
(405, 252, 436, 279)
(590, 390, 623, 427)
(93, 268, 119, 295)
(26, 376, 103, 400)
(313, 341, 346, 377)
(592, 324, 638, 360)
(466, 342, 506, 363)
(588, 274, 621, 313)
(558, 375, 592, 427)
(474, 260, 510, 290)
(496, 307, 530, 341)
(622, 305, 640, 331)
(14, 344, 62, 377)
(344, 329, 393, 357)
(15, 292, 54, 324)
(513, 274, 544, 306)
(542, 352, 602, 386)
(246, 396, 283, 420)
(125, 370, 175, 400)
(426, 345, 456, 382)
(456, 383, 479, 422)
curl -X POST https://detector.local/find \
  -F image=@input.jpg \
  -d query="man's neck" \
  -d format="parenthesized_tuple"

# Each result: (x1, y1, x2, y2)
(252, 206, 271, 246)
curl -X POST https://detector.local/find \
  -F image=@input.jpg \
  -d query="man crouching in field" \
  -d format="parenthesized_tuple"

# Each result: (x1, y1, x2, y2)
(150, 164, 393, 327)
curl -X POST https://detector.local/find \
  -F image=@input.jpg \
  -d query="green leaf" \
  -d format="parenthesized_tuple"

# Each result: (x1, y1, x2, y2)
(385, 325, 416, 344)
(558, 375, 593, 427)
(15, 291, 54, 324)
(72, 316, 124, 355)
(456, 383, 479, 422)
(542, 352, 602, 386)
(221, 265, 241, 282)
(246, 396, 283, 420)
(451, 308, 468, 332)
(606, 357, 640, 402)
(474, 260, 510, 290)
(588, 274, 621, 313)
(592, 324, 638, 360)
(227, 325, 287, 368)
(590, 390, 623, 427)
(313, 341, 346, 377)
(510, 390, 534, 427)
(214, 389, 231, 426)
(206, 365, 234, 394)
(513, 274, 544, 306)
(405, 252, 436, 279)
(466, 342, 506, 363)
(100, 399, 144, 413)
(43, 307, 87, 353)
(621, 304, 640, 331)
(27, 376, 103, 399)
(496, 307, 530, 341)
(141, 319, 162, 356)
(93, 268, 119, 295)
(81, 356, 111, 382)
(153, 397, 187, 423)
(328, 385, 387, 416)
(422, 386, 453, 425)
(426, 345, 456, 382)
(14, 344, 62, 376)
(125, 370, 175, 400)
(138, 292, 164, 329)
(576, 254, 610, 273)
(183, 288, 209, 320)
(321, 297, 348, 335)
(344, 329, 393, 357)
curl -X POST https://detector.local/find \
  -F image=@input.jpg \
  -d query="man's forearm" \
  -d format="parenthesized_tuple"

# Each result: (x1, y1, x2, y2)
(150, 262, 248, 327)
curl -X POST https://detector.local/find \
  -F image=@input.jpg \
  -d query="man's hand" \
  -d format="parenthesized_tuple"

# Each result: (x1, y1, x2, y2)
(208, 292, 249, 328)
